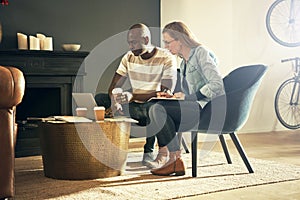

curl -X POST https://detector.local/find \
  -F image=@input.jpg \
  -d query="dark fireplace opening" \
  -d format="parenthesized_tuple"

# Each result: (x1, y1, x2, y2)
(15, 87, 62, 157)
(17, 88, 61, 121)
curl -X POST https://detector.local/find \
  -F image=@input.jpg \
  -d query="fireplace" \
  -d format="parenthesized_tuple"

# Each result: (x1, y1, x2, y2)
(17, 88, 61, 120)
(0, 50, 89, 157)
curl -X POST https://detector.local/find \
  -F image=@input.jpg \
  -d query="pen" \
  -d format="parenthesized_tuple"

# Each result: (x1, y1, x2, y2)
(162, 89, 172, 95)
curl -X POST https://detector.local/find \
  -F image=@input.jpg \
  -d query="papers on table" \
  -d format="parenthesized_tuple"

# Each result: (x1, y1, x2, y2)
(27, 116, 138, 123)
(104, 116, 138, 123)
(53, 116, 93, 123)
(27, 117, 56, 122)
(27, 116, 92, 123)
(147, 97, 184, 102)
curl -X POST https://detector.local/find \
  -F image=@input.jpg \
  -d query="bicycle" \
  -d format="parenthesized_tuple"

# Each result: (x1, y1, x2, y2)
(274, 57, 300, 129)
(266, 0, 300, 47)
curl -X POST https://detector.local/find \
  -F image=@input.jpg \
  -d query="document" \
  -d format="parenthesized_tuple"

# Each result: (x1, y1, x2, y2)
(147, 97, 184, 102)
(104, 116, 138, 123)
(53, 116, 93, 123)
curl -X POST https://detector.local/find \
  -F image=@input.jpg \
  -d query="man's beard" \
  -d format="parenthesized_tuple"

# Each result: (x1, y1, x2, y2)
(131, 48, 143, 56)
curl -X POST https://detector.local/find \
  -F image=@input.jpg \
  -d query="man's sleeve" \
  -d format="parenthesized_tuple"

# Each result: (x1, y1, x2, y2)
(116, 53, 129, 77)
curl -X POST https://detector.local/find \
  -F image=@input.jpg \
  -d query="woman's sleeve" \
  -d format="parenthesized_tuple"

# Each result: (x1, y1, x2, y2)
(185, 48, 224, 101)
(197, 49, 224, 99)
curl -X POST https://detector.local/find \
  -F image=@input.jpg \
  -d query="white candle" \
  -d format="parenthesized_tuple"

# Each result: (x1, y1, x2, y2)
(36, 33, 46, 50)
(29, 36, 40, 50)
(17, 33, 28, 50)
(42, 37, 53, 51)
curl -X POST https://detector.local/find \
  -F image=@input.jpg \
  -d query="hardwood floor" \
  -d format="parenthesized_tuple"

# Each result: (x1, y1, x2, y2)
(129, 130, 300, 200)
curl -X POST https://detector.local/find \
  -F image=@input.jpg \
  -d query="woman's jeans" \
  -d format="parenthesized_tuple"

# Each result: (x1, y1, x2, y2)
(148, 100, 202, 152)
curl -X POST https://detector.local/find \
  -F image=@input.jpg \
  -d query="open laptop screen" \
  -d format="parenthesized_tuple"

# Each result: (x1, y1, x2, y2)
(72, 93, 98, 119)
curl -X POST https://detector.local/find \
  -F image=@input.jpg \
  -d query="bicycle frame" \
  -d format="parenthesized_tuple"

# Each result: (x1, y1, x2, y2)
(290, 76, 300, 105)
(289, 0, 295, 23)
(294, 69, 300, 106)
(282, 57, 300, 105)
(275, 57, 300, 129)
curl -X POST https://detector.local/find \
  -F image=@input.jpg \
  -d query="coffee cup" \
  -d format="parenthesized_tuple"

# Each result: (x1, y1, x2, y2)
(76, 107, 87, 117)
(94, 106, 105, 121)
(112, 88, 123, 102)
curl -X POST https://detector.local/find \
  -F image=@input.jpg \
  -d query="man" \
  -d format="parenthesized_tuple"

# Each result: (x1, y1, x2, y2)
(95, 23, 177, 168)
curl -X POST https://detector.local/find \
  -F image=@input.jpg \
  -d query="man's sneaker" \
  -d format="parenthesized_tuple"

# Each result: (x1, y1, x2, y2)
(142, 152, 155, 166)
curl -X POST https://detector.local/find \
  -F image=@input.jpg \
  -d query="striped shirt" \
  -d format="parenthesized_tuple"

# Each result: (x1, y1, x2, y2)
(116, 47, 177, 95)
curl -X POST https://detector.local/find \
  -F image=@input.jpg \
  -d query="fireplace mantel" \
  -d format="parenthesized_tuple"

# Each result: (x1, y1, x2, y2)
(0, 50, 89, 115)
(0, 50, 89, 157)
(0, 50, 88, 75)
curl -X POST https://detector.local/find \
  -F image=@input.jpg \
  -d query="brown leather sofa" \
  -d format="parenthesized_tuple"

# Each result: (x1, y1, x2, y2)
(0, 66, 25, 199)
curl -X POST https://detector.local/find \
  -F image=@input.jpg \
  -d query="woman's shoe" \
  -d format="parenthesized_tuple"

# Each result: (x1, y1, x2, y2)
(150, 151, 185, 176)
(146, 146, 169, 169)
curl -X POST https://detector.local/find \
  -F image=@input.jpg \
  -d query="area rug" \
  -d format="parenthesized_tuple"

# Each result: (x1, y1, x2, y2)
(14, 151, 300, 200)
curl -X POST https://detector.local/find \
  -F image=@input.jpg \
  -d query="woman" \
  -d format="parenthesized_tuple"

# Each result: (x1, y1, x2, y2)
(149, 21, 224, 176)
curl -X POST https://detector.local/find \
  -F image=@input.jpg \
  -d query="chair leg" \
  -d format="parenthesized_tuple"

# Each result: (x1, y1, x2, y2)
(181, 137, 190, 153)
(229, 132, 254, 173)
(191, 131, 198, 177)
(177, 132, 190, 153)
(219, 134, 232, 164)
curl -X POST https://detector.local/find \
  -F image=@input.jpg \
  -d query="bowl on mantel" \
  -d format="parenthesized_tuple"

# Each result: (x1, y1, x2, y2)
(61, 44, 81, 52)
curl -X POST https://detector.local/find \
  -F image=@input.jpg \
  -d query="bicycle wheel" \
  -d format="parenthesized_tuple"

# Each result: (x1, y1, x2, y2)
(275, 78, 300, 129)
(266, 0, 300, 47)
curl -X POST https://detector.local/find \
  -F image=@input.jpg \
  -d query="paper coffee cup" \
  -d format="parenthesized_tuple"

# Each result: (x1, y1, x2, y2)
(76, 107, 87, 117)
(112, 88, 123, 95)
(112, 88, 123, 102)
(94, 106, 105, 121)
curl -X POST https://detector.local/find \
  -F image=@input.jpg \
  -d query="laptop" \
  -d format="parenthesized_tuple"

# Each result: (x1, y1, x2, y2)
(72, 93, 98, 120)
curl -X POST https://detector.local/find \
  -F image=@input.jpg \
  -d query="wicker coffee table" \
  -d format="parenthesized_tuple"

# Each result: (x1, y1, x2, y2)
(38, 119, 136, 180)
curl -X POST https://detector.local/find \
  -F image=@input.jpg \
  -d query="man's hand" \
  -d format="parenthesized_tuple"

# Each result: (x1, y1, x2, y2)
(156, 89, 174, 98)
(111, 100, 124, 115)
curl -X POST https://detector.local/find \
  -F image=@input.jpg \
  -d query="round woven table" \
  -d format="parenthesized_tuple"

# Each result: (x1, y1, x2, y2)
(38, 121, 131, 180)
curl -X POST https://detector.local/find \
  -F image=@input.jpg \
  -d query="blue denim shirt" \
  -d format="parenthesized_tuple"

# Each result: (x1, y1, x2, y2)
(179, 45, 224, 107)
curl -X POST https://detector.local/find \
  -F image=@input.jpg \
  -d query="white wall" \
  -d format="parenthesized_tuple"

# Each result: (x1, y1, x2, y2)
(161, 0, 300, 133)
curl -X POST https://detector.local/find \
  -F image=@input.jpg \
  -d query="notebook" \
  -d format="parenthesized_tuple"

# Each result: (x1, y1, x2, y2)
(72, 93, 98, 120)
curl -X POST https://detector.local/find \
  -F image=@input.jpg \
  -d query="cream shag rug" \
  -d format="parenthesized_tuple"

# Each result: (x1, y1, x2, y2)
(14, 151, 300, 200)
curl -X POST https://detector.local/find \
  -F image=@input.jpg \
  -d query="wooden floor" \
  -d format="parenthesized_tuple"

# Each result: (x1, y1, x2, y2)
(129, 130, 300, 200)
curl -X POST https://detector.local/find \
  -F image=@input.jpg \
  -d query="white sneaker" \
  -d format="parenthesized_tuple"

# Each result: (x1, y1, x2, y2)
(142, 152, 155, 166)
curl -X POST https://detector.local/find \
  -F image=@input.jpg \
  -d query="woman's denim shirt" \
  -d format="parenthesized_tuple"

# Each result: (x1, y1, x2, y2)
(179, 45, 224, 107)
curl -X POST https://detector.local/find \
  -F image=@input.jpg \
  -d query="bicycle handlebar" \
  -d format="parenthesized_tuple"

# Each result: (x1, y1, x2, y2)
(281, 57, 300, 63)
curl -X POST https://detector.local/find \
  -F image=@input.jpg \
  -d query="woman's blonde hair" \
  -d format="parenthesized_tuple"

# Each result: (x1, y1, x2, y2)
(163, 21, 200, 48)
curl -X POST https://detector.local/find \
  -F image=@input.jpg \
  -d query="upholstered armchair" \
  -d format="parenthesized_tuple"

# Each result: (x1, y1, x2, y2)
(181, 64, 267, 177)
(0, 66, 25, 199)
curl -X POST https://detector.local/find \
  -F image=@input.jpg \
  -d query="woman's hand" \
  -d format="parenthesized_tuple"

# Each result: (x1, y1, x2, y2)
(174, 92, 185, 99)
